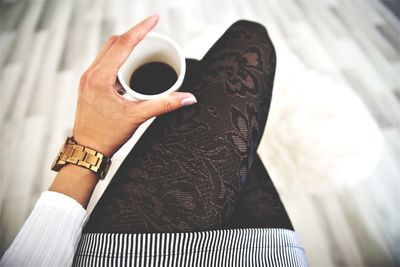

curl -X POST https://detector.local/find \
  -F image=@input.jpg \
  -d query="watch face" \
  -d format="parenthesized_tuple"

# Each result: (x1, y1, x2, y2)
(99, 158, 112, 180)
(51, 138, 69, 171)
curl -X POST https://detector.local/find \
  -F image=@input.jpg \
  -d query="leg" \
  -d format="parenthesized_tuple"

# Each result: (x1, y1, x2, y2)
(84, 20, 277, 233)
(186, 60, 293, 230)
(224, 153, 294, 230)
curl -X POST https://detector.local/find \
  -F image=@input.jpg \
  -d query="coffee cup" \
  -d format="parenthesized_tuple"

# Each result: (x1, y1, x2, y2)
(117, 32, 186, 101)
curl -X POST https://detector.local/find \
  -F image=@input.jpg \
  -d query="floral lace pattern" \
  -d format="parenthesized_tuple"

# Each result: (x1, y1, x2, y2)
(83, 20, 291, 234)
(226, 104, 261, 184)
(224, 154, 293, 230)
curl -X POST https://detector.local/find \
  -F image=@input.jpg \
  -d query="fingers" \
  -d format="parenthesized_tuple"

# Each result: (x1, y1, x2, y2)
(131, 92, 197, 120)
(98, 15, 159, 77)
(89, 35, 118, 69)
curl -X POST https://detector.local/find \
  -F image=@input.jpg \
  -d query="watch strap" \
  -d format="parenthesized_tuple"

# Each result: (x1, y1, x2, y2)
(51, 137, 111, 179)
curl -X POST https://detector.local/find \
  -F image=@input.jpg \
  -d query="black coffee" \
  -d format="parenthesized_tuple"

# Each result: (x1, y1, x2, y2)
(129, 62, 178, 95)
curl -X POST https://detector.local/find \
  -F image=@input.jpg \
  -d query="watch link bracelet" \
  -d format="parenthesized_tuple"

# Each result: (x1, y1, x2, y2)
(51, 137, 111, 180)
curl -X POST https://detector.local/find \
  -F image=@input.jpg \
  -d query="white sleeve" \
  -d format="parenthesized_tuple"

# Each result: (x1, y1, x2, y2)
(0, 191, 88, 266)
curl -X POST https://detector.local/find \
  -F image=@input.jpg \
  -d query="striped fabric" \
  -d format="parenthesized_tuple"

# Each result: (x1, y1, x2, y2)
(73, 228, 308, 266)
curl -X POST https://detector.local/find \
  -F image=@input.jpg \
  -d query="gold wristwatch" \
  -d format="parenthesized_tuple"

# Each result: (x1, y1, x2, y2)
(51, 137, 111, 180)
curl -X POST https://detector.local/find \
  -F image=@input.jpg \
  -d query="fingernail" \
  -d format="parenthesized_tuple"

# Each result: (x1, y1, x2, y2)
(150, 14, 159, 20)
(181, 95, 197, 106)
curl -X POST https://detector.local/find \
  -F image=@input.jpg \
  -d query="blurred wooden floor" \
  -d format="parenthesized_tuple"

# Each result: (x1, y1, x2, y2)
(1, 0, 399, 266)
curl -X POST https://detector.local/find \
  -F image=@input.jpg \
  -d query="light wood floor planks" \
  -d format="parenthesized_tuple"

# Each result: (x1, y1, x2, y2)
(1, 0, 399, 266)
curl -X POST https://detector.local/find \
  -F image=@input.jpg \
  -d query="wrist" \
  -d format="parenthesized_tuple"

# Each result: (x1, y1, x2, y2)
(50, 164, 98, 208)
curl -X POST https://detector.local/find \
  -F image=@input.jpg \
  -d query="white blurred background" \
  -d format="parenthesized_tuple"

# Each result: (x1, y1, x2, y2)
(1, 0, 399, 266)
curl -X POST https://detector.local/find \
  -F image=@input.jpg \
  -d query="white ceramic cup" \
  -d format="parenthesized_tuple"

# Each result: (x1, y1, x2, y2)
(117, 32, 186, 101)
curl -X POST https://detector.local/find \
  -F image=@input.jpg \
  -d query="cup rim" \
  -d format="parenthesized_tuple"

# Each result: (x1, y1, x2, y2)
(117, 32, 186, 101)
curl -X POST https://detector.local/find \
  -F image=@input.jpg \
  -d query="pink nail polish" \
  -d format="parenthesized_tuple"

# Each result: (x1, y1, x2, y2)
(181, 96, 197, 106)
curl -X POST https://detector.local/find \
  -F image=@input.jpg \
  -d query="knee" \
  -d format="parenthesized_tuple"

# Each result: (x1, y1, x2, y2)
(230, 20, 273, 41)
(227, 19, 276, 63)
(231, 19, 267, 31)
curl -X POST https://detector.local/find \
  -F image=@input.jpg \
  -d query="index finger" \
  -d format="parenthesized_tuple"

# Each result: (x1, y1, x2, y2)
(98, 15, 159, 76)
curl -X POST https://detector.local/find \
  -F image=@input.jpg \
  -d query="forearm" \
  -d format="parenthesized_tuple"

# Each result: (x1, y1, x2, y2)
(49, 164, 98, 208)
(0, 191, 87, 266)
(1, 163, 96, 266)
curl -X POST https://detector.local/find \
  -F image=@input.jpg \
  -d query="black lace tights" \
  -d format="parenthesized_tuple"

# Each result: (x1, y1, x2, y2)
(83, 20, 293, 234)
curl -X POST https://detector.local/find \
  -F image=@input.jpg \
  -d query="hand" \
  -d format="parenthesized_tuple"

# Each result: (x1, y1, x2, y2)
(72, 15, 197, 157)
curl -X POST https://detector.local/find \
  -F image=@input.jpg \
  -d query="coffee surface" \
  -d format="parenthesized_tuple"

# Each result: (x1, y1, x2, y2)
(129, 62, 177, 95)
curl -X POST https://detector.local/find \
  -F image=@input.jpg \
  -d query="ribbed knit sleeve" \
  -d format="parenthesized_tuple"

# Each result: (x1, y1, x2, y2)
(0, 191, 88, 266)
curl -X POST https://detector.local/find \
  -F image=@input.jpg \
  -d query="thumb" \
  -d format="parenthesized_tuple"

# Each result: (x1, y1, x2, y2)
(134, 91, 197, 119)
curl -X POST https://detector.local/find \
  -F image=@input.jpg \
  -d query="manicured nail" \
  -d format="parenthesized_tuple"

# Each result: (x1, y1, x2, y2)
(149, 14, 159, 20)
(181, 95, 197, 106)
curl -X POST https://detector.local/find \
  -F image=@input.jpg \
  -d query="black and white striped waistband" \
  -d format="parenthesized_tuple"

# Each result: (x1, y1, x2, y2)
(74, 228, 308, 266)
